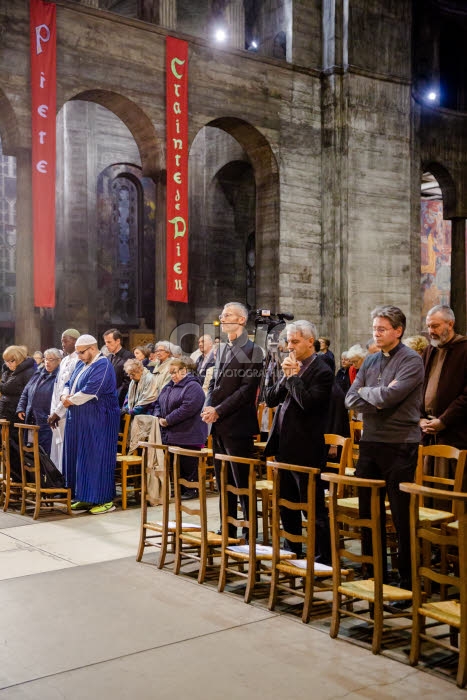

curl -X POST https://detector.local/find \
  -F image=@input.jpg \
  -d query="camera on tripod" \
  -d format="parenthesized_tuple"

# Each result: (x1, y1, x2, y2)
(251, 309, 294, 355)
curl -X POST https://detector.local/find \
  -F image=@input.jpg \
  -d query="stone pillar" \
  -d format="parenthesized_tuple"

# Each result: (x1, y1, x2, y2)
(159, 0, 177, 30)
(451, 218, 467, 334)
(14, 148, 41, 350)
(226, 0, 245, 50)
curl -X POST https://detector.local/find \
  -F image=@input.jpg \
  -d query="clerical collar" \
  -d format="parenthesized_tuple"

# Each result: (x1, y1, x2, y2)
(381, 342, 402, 358)
(227, 330, 249, 348)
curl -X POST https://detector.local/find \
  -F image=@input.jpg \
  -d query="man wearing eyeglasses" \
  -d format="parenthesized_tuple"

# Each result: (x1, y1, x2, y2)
(202, 302, 263, 537)
(345, 305, 424, 596)
(61, 334, 120, 515)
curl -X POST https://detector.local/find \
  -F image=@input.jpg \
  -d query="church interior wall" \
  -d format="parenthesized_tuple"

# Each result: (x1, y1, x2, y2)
(0, 0, 466, 350)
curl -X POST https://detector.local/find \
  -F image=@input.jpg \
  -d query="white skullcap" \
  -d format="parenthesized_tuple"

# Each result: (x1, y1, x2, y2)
(75, 334, 98, 347)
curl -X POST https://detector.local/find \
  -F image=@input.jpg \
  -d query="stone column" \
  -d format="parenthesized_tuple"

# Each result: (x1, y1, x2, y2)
(14, 148, 41, 350)
(450, 218, 467, 334)
(226, 0, 245, 50)
(159, 0, 177, 30)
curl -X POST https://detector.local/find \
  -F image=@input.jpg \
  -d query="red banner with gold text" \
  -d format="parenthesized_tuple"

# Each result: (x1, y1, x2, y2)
(166, 37, 188, 303)
(30, 0, 56, 308)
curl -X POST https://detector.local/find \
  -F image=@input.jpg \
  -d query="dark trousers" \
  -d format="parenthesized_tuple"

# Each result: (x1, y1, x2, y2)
(356, 441, 418, 588)
(212, 430, 254, 539)
(276, 458, 331, 564)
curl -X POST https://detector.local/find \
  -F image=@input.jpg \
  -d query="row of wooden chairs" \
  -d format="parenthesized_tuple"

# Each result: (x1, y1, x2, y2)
(0, 419, 71, 518)
(136, 441, 467, 687)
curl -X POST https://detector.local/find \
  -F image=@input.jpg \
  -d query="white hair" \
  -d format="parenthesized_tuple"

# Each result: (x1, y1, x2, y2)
(286, 320, 317, 340)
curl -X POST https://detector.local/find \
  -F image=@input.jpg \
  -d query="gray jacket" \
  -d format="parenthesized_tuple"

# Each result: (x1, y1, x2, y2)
(345, 343, 424, 443)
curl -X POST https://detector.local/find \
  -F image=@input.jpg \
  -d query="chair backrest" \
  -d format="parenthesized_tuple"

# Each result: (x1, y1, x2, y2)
(268, 460, 320, 565)
(0, 419, 11, 480)
(117, 413, 132, 455)
(138, 441, 169, 503)
(400, 481, 467, 615)
(415, 444, 467, 516)
(215, 453, 261, 546)
(324, 434, 351, 497)
(348, 418, 363, 470)
(14, 424, 41, 487)
(321, 472, 387, 604)
(170, 446, 209, 535)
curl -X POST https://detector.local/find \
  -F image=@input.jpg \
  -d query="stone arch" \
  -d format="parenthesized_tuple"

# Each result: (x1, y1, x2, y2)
(203, 117, 280, 312)
(423, 161, 456, 219)
(67, 90, 162, 178)
(0, 88, 20, 156)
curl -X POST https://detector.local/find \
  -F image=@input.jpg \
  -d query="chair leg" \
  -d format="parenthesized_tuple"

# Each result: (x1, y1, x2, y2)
(20, 487, 26, 515)
(268, 565, 278, 611)
(3, 482, 10, 511)
(457, 629, 466, 688)
(244, 560, 256, 604)
(371, 604, 383, 654)
(136, 525, 147, 562)
(158, 528, 169, 569)
(122, 463, 127, 510)
(198, 542, 207, 584)
(302, 576, 313, 624)
(330, 592, 341, 639)
(174, 536, 182, 575)
(33, 490, 41, 520)
(218, 552, 227, 592)
(409, 611, 422, 667)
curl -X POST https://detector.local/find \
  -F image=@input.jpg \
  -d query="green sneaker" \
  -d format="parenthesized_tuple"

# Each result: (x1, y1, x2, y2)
(71, 501, 93, 513)
(90, 502, 116, 515)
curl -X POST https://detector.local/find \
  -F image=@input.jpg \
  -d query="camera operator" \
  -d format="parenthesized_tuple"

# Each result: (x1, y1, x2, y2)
(263, 319, 334, 563)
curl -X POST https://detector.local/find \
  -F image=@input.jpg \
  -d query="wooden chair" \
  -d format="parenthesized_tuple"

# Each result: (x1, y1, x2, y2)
(348, 414, 363, 471)
(0, 419, 22, 511)
(267, 461, 353, 622)
(115, 450, 143, 510)
(216, 453, 294, 603)
(324, 434, 352, 497)
(400, 482, 467, 688)
(117, 413, 132, 456)
(136, 442, 170, 566)
(171, 447, 239, 584)
(322, 472, 412, 654)
(415, 444, 466, 524)
(15, 424, 71, 519)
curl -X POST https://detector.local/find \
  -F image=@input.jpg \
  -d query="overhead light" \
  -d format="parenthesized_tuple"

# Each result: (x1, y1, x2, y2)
(427, 91, 438, 102)
(251, 41, 258, 49)
(215, 28, 227, 42)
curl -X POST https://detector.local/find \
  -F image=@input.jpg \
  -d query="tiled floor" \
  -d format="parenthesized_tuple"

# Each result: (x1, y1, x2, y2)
(0, 498, 464, 699)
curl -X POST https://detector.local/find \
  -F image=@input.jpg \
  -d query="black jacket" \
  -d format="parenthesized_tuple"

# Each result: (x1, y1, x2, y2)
(0, 357, 37, 422)
(109, 347, 134, 407)
(264, 355, 334, 468)
(206, 334, 264, 439)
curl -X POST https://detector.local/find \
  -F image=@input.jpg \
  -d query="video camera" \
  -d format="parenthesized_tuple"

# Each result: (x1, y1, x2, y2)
(251, 309, 294, 355)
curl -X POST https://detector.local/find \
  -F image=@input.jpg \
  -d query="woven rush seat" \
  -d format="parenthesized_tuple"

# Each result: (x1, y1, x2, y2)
(226, 543, 294, 561)
(338, 579, 412, 602)
(421, 599, 461, 627)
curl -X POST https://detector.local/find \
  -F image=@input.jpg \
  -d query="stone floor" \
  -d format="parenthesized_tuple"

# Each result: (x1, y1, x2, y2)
(0, 497, 464, 700)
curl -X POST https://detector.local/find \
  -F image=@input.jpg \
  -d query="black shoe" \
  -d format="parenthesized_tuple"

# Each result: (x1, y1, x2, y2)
(384, 599, 412, 613)
(181, 489, 198, 500)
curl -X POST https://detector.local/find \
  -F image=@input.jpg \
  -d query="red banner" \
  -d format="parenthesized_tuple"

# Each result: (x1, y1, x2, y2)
(30, 0, 56, 308)
(166, 37, 188, 303)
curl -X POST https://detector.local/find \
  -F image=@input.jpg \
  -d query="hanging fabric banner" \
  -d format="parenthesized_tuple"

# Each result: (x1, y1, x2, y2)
(30, 0, 56, 308)
(166, 36, 188, 303)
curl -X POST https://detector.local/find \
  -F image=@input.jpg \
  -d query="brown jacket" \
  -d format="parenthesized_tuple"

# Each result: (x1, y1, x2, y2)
(422, 335, 467, 449)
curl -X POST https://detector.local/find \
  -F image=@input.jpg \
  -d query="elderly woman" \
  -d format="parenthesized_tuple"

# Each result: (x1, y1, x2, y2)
(152, 340, 174, 394)
(403, 335, 429, 356)
(347, 344, 367, 384)
(0, 346, 37, 423)
(154, 358, 208, 500)
(16, 348, 62, 455)
(121, 358, 158, 415)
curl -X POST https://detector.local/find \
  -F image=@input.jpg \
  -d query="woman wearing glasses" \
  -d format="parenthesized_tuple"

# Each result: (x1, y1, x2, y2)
(0, 346, 37, 424)
(154, 358, 207, 500)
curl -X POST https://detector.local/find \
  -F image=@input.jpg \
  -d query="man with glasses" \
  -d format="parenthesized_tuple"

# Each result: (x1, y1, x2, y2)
(202, 302, 263, 537)
(345, 305, 424, 596)
(61, 334, 120, 515)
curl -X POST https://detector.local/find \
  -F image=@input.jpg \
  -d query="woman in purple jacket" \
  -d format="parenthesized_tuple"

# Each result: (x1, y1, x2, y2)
(154, 358, 208, 500)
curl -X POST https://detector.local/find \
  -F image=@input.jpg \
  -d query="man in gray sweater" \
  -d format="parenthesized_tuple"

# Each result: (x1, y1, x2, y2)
(345, 305, 424, 595)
